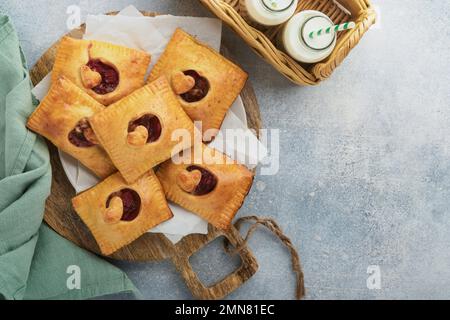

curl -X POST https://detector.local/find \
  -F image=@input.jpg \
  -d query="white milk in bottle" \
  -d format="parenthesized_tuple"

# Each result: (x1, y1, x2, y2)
(279, 10, 337, 63)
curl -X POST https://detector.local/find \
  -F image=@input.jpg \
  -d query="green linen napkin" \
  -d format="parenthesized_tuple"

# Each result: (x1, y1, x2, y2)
(0, 14, 138, 300)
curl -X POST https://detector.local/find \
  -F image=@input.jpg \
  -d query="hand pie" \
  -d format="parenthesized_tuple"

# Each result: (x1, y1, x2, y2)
(27, 76, 115, 178)
(72, 170, 173, 255)
(89, 76, 195, 183)
(156, 144, 254, 230)
(52, 36, 151, 106)
(148, 28, 248, 141)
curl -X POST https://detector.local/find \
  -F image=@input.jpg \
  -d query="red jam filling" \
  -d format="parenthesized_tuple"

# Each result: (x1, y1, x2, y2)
(180, 70, 210, 103)
(128, 114, 162, 143)
(186, 165, 217, 195)
(106, 188, 141, 222)
(68, 118, 96, 148)
(86, 59, 119, 95)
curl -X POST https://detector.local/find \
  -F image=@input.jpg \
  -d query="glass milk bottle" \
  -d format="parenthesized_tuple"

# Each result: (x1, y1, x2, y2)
(279, 10, 337, 63)
(240, 0, 298, 27)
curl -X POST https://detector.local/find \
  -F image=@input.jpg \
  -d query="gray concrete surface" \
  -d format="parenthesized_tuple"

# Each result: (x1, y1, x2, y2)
(2, 0, 450, 299)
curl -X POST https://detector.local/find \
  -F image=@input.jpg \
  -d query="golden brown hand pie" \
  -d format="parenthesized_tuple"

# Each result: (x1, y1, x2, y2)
(52, 36, 151, 106)
(89, 76, 195, 184)
(72, 170, 173, 256)
(148, 28, 248, 142)
(27, 76, 115, 178)
(156, 144, 254, 230)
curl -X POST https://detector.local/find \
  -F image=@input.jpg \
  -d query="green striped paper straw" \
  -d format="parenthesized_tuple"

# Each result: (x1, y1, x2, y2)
(309, 21, 356, 39)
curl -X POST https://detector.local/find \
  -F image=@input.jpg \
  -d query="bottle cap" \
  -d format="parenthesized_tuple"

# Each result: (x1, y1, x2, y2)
(301, 16, 335, 50)
(261, 0, 295, 12)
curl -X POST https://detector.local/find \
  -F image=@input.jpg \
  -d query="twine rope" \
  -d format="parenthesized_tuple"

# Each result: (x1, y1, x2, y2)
(224, 216, 305, 300)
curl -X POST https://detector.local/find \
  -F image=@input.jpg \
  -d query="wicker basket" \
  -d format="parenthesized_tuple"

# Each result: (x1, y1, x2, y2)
(199, 0, 376, 85)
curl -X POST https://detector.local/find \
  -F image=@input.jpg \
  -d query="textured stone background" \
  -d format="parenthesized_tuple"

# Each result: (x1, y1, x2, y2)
(2, 0, 450, 299)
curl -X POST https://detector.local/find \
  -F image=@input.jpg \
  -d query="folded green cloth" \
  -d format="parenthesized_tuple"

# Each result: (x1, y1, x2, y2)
(0, 15, 138, 300)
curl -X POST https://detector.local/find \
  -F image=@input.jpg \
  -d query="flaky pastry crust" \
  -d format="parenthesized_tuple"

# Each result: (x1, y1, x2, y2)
(156, 144, 254, 230)
(27, 76, 115, 178)
(89, 76, 195, 183)
(52, 36, 151, 105)
(72, 170, 173, 255)
(148, 28, 248, 141)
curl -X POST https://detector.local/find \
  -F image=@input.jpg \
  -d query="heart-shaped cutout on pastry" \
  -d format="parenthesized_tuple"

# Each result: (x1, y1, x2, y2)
(178, 165, 217, 195)
(68, 118, 98, 148)
(84, 59, 119, 95)
(83, 126, 99, 145)
(179, 70, 210, 103)
(177, 169, 202, 193)
(80, 65, 102, 89)
(104, 196, 123, 224)
(105, 188, 141, 223)
(127, 125, 148, 146)
(171, 71, 195, 95)
(127, 114, 162, 146)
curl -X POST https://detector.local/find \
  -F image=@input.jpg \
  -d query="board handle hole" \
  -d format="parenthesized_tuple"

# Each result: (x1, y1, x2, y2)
(188, 236, 243, 287)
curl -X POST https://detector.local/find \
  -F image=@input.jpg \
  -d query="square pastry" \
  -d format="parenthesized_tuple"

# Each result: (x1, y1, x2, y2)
(89, 76, 195, 184)
(148, 28, 248, 141)
(72, 170, 173, 255)
(156, 144, 254, 230)
(27, 76, 115, 178)
(52, 36, 151, 105)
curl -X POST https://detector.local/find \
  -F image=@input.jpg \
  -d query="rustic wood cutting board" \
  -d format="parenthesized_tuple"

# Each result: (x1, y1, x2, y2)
(29, 11, 261, 300)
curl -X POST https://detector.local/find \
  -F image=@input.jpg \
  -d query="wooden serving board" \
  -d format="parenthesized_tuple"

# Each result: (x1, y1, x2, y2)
(29, 12, 261, 300)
